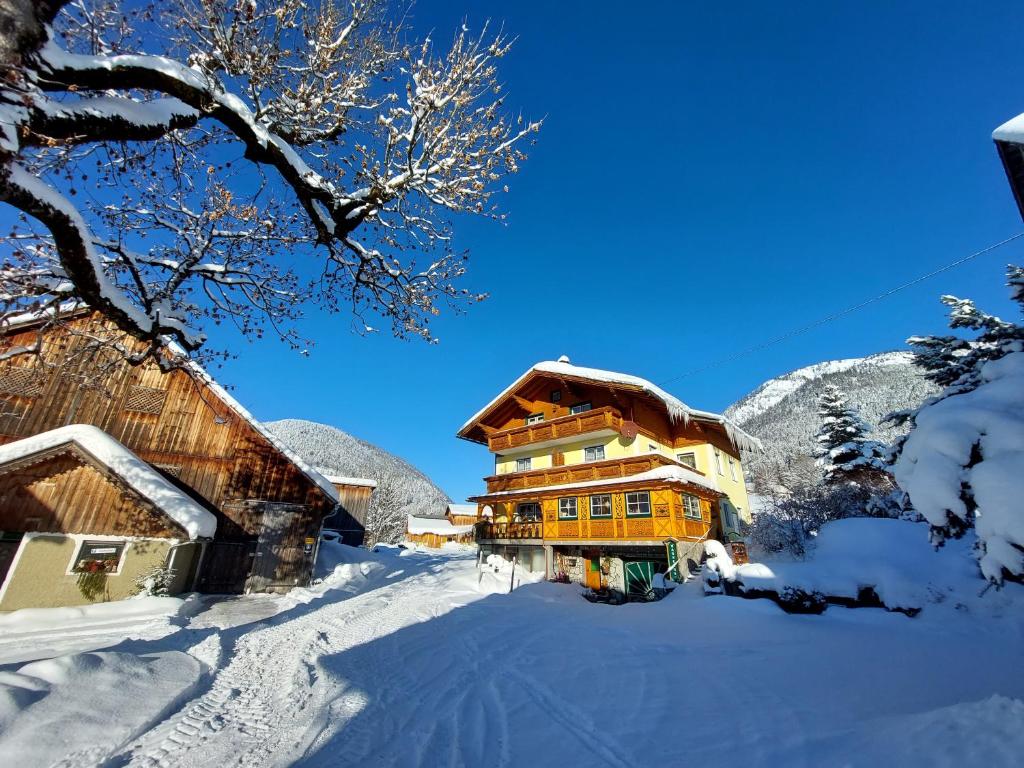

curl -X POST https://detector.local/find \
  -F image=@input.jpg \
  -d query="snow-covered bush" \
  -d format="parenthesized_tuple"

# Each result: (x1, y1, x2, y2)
(894, 266, 1024, 584)
(132, 565, 176, 597)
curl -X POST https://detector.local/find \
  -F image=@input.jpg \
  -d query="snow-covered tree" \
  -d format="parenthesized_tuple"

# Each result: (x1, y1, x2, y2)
(894, 265, 1024, 584)
(814, 384, 889, 486)
(0, 1, 540, 368)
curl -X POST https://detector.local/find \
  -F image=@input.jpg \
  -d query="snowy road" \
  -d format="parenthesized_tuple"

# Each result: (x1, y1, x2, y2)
(2, 545, 1023, 767)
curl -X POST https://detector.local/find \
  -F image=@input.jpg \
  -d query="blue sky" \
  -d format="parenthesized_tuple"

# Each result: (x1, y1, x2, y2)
(18, 2, 1024, 502)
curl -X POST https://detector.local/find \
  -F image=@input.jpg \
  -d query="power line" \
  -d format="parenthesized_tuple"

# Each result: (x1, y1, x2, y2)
(658, 231, 1024, 386)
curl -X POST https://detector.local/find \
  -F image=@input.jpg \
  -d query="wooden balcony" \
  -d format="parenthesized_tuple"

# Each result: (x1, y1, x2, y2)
(487, 406, 623, 452)
(478, 521, 543, 540)
(483, 454, 685, 495)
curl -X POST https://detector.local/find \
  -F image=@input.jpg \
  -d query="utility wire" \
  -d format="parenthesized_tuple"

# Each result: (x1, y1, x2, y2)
(658, 231, 1024, 386)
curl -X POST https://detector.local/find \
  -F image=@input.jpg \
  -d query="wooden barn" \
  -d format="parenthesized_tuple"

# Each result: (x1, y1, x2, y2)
(324, 475, 376, 546)
(0, 310, 340, 610)
(405, 515, 476, 549)
(445, 503, 480, 527)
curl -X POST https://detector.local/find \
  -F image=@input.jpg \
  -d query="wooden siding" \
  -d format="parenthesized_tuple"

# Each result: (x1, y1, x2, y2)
(0, 314, 336, 592)
(0, 449, 183, 538)
(488, 406, 623, 452)
(476, 482, 717, 544)
(406, 531, 475, 548)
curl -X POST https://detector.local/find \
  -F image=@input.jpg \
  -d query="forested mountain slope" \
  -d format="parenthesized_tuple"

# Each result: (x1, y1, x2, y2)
(725, 352, 937, 491)
(265, 419, 450, 544)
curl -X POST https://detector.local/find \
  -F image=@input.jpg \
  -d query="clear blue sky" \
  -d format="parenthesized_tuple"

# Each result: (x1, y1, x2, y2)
(30, 2, 1024, 502)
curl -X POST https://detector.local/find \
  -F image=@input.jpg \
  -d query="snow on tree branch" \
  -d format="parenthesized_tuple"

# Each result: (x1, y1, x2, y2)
(0, 0, 540, 361)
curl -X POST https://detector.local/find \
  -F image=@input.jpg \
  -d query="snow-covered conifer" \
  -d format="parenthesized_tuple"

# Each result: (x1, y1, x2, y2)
(894, 265, 1024, 584)
(814, 384, 889, 486)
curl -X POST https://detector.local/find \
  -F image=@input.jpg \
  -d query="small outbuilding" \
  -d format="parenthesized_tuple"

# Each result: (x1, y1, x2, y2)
(324, 476, 377, 546)
(445, 503, 479, 527)
(405, 515, 475, 549)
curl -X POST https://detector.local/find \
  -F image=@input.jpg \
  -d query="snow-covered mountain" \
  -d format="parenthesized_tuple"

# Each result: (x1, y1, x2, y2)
(264, 419, 450, 544)
(725, 352, 937, 491)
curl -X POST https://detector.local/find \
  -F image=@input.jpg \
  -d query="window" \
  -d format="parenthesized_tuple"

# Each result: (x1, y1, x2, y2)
(72, 540, 125, 574)
(625, 491, 651, 517)
(516, 457, 532, 472)
(728, 456, 738, 481)
(677, 452, 697, 469)
(682, 493, 702, 520)
(713, 448, 724, 475)
(569, 401, 592, 415)
(720, 500, 740, 533)
(558, 497, 578, 519)
(584, 444, 605, 462)
(551, 390, 562, 402)
(0, 367, 44, 398)
(590, 494, 612, 518)
(515, 502, 541, 522)
(525, 413, 544, 425)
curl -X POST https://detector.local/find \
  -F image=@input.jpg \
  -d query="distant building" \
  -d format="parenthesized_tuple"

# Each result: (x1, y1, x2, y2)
(323, 476, 377, 547)
(405, 515, 475, 548)
(445, 503, 479, 527)
(0, 310, 340, 610)
(457, 357, 760, 590)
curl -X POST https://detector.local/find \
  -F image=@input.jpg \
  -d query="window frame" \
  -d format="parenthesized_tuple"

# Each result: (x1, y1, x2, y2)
(525, 413, 545, 426)
(550, 390, 562, 402)
(569, 401, 592, 415)
(728, 456, 739, 482)
(558, 497, 578, 520)
(625, 491, 652, 518)
(70, 539, 127, 575)
(583, 444, 606, 462)
(589, 494, 612, 519)
(515, 457, 532, 473)
(515, 502, 542, 522)
(676, 452, 697, 469)
(682, 493, 703, 520)
(714, 448, 724, 475)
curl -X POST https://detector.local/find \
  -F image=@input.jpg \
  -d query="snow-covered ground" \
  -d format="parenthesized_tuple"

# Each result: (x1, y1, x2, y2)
(1, 539, 1022, 767)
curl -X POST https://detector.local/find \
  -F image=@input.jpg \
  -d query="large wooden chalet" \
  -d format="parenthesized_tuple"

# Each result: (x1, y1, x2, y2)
(0, 310, 361, 611)
(457, 357, 760, 589)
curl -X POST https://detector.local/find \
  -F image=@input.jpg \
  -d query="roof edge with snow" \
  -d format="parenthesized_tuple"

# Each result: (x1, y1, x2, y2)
(457, 359, 762, 455)
(0, 425, 217, 539)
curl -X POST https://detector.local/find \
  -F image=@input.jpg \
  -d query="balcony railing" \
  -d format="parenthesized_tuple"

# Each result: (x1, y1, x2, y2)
(487, 406, 623, 452)
(478, 521, 543, 540)
(483, 453, 686, 495)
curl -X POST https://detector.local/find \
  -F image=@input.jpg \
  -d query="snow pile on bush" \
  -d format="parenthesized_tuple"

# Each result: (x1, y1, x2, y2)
(708, 518, 983, 614)
(894, 352, 1024, 583)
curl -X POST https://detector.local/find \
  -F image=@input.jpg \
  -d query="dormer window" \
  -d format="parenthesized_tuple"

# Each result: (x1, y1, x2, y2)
(525, 413, 544, 425)
(569, 401, 592, 415)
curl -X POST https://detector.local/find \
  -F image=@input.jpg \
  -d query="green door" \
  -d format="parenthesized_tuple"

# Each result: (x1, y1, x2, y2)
(623, 561, 656, 601)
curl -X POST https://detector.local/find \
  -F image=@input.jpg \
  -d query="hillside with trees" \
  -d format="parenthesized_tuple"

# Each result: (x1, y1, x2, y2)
(265, 418, 450, 544)
(725, 352, 937, 493)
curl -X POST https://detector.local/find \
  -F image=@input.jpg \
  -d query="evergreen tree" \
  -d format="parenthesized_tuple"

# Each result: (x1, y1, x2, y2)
(814, 385, 889, 485)
(907, 265, 1024, 394)
(894, 265, 1024, 583)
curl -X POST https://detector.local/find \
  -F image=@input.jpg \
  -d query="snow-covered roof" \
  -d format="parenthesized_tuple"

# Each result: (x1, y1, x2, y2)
(407, 515, 475, 536)
(458, 358, 762, 454)
(993, 113, 1024, 144)
(0, 425, 216, 539)
(324, 475, 377, 489)
(472, 464, 721, 499)
(446, 503, 477, 517)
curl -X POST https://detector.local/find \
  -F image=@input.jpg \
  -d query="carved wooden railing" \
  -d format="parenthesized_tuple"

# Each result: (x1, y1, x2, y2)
(478, 521, 543, 540)
(484, 454, 687, 494)
(487, 406, 623, 452)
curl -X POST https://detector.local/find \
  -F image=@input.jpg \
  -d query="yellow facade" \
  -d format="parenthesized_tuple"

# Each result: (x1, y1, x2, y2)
(495, 431, 751, 523)
(0, 535, 177, 612)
